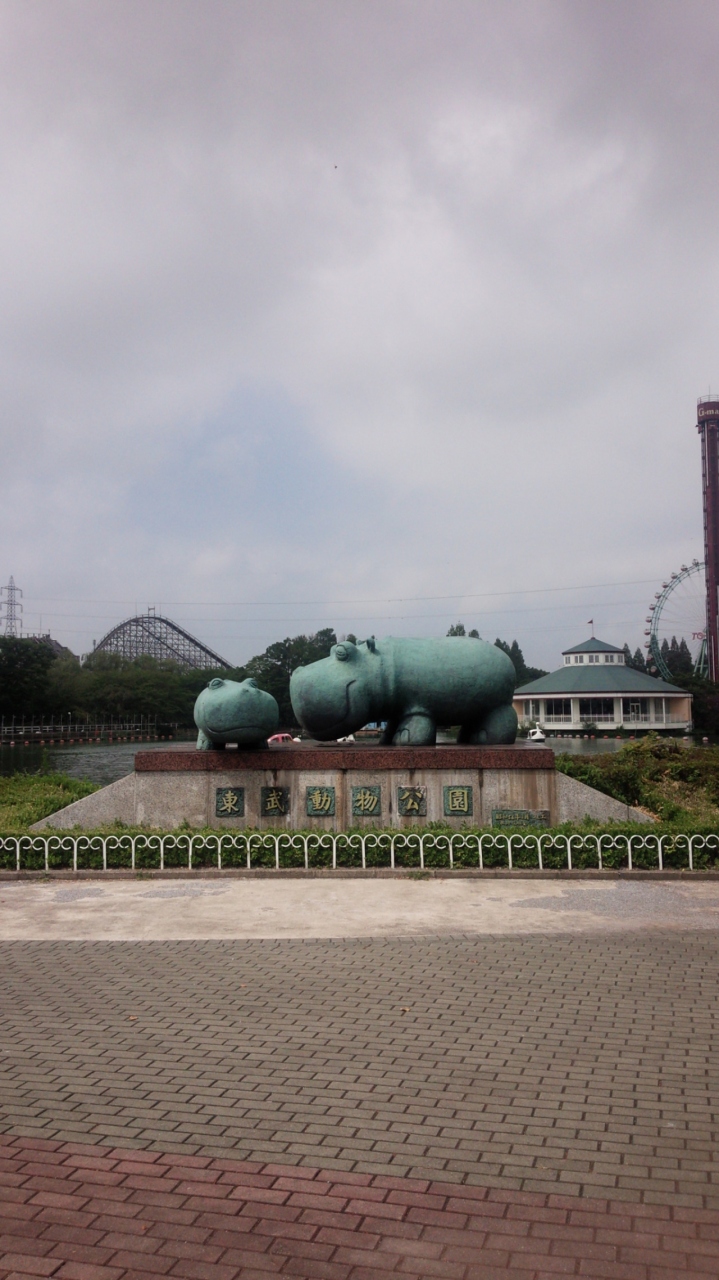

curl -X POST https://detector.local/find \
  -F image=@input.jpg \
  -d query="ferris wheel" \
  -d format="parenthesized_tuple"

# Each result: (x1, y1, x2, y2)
(644, 560, 708, 680)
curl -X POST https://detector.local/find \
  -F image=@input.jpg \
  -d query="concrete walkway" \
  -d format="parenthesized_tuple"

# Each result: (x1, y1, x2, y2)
(2, 876, 719, 940)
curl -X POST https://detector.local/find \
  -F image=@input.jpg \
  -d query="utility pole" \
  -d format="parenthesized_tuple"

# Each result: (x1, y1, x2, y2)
(0, 576, 23, 637)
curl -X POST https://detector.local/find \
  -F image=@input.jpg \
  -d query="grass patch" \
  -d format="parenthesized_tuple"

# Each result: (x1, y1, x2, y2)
(0, 772, 99, 833)
(556, 736, 719, 823)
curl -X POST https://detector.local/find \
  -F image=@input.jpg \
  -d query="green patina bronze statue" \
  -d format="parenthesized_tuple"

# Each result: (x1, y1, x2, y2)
(290, 635, 517, 745)
(194, 677, 279, 750)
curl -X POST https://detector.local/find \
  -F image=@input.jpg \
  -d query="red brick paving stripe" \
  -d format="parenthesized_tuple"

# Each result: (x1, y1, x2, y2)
(0, 1137, 715, 1279)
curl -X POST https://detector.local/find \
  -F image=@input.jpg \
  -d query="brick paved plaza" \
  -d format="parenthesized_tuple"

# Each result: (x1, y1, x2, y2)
(1, 903, 718, 1275)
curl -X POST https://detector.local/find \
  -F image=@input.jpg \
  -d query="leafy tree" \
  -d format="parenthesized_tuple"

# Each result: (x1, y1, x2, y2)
(447, 623, 481, 638)
(43, 650, 237, 724)
(671, 672, 719, 731)
(243, 628, 337, 726)
(0, 638, 56, 718)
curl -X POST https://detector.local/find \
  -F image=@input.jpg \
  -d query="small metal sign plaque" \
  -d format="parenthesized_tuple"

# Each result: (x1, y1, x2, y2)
(491, 808, 550, 829)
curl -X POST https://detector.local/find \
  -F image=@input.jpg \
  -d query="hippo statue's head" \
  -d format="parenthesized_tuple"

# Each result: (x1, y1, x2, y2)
(290, 640, 374, 739)
(194, 677, 279, 746)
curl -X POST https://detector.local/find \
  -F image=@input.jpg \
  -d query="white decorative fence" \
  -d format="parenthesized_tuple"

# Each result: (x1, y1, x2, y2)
(1, 831, 719, 873)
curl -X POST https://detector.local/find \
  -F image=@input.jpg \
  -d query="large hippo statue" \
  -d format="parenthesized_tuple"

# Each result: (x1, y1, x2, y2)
(290, 636, 517, 745)
(194, 677, 279, 750)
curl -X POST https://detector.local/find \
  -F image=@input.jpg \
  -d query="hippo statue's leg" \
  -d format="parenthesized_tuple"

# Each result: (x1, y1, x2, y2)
(196, 729, 224, 750)
(380, 719, 400, 745)
(459, 705, 518, 745)
(392, 712, 436, 746)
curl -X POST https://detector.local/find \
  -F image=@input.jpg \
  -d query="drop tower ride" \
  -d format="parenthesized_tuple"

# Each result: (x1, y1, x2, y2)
(697, 395, 719, 680)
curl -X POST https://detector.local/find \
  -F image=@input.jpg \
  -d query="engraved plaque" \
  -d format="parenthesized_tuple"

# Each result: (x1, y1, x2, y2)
(261, 786, 290, 817)
(397, 786, 427, 817)
(215, 787, 244, 818)
(306, 786, 335, 817)
(443, 785, 473, 817)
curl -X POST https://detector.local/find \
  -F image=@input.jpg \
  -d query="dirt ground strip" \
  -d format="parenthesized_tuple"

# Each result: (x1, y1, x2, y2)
(1, 1136, 717, 1280)
(3, 876, 719, 939)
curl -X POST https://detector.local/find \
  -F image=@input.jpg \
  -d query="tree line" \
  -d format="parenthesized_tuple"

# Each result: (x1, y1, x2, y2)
(0, 625, 552, 728)
(0, 629, 339, 727)
(623, 636, 694, 678)
(445, 623, 547, 684)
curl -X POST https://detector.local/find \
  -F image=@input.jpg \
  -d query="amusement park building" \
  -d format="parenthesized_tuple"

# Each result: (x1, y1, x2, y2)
(514, 638, 692, 733)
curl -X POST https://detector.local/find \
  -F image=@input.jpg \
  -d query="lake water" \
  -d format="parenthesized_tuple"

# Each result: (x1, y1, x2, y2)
(0, 741, 191, 785)
(0, 732, 707, 785)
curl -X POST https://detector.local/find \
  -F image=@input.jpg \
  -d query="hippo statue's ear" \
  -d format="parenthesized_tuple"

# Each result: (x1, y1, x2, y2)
(365, 636, 377, 653)
(208, 678, 224, 689)
(245, 678, 258, 688)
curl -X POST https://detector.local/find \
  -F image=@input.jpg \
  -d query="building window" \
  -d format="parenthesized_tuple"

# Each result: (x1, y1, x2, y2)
(588, 654, 599, 663)
(604, 655, 615, 663)
(531, 700, 541, 718)
(573, 655, 584, 664)
(564, 656, 571, 665)
(579, 698, 615, 722)
(545, 699, 571, 718)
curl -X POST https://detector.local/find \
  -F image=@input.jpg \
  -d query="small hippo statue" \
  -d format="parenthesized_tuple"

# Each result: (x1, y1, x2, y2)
(290, 636, 517, 745)
(194, 677, 279, 750)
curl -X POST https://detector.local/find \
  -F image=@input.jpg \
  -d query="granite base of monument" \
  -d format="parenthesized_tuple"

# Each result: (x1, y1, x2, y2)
(131, 743, 557, 829)
(32, 741, 656, 830)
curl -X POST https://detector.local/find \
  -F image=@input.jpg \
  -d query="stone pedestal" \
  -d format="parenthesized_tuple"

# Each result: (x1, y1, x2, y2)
(133, 743, 557, 830)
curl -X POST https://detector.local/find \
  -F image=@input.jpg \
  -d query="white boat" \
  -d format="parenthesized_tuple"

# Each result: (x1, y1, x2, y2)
(527, 727, 546, 743)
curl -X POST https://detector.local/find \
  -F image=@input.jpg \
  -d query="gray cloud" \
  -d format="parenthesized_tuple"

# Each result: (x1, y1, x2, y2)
(1, 0, 718, 667)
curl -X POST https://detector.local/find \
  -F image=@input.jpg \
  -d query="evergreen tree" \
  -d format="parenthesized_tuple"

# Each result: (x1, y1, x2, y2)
(674, 637, 693, 676)
(447, 622, 466, 636)
(633, 648, 647, 672)
(494, 638, 547, 685)
(623, 644, 647, 673)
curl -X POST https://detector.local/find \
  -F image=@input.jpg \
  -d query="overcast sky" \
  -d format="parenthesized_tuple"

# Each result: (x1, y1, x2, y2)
(1, 0, 718, 669)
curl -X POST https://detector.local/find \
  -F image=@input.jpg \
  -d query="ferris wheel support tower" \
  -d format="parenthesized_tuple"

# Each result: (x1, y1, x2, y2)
(697, 396, 719, 681)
